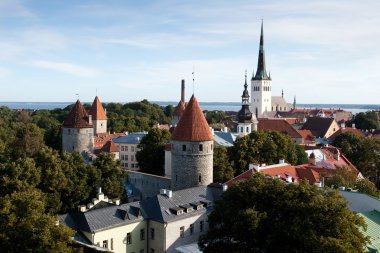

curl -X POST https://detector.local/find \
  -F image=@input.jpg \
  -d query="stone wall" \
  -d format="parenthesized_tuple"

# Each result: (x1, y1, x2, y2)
(93, 119, 107, 134)
(127, 171, 171, 200)
(171, 140, 213, 191)
(62, 127, 94, 153)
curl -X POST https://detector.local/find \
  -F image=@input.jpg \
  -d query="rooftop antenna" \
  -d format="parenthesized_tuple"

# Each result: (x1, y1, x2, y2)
(192, 66, 195, 95)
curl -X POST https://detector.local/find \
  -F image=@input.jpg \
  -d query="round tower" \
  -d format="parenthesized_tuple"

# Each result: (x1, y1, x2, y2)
(62, 100, 94, 153)
(171, 100, 185, 127)
(170, 95, 213, 191)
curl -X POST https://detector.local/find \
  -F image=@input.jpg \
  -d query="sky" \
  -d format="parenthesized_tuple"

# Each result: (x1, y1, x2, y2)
(0, 0, 379, 104)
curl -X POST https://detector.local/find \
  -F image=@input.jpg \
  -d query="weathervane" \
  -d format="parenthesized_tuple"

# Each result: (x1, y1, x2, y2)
(192, 66, 195, 95)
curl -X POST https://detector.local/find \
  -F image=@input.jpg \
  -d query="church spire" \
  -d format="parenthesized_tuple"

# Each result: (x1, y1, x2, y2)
(252, 20, 270, 81)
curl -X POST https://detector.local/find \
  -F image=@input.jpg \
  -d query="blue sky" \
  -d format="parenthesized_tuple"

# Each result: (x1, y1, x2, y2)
(0, 0, 379, 104)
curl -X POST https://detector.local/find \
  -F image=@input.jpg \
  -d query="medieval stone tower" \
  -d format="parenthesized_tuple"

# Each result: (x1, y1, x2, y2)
(237, 73, 258, 136)
(89, 96, 107, 135)
(170, 95, 214, 191)
(62, 100, 94, 153)
(251, 21, 272, 118)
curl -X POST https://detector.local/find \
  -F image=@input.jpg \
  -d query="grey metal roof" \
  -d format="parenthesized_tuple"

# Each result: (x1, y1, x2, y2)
(213, 131, 237, 147)
(112, 132, 147, 144)
(340, 191, 380, 213)
(59, 201, 144, 233)
(140, 185, 223, 223)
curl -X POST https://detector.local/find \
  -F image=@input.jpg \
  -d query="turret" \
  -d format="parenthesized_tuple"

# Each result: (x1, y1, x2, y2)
(89, 96, 107, 135)
(62, 100, 94, 153)
(170, 95, 213, 191)
(237, 72, 258, 136)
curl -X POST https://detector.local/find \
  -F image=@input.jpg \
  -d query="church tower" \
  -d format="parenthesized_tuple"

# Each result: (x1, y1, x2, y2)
(89, 96, 107, 135)
(251, 21, 272, 118)
(170, 95, 213, 191)
(237, 72, 258, 136)
(62, 100, 94, 153)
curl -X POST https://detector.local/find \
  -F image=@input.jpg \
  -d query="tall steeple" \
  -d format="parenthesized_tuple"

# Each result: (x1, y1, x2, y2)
(252, 20, 270, 81)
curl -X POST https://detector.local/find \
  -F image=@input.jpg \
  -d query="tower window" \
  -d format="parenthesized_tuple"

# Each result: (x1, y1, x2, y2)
(199, 174, 202, 183)
(240, 127, 243, 133)
(182, 145, 186, 151)
(176, 175, 178, 181)
(199, 144, 203, 151)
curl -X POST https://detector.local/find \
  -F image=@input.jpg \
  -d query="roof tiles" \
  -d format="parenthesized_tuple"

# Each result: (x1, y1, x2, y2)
(62, 100, 93, 128)
(89, 96, 107, 120)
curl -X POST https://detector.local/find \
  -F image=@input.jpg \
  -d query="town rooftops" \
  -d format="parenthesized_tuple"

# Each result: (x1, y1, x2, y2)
(171, 95, 213, 142)
(301, 117, 338, 137)
(59, 201, 143, 233)
(328, 127, 365, 141)
(62, 100, 93, 128)
(258, 118, 302, 139)
(89, 96, 107, 120)
(140, 185, 222, 223)
(113, 132, 147, 144)
(213, 131, 237, 147)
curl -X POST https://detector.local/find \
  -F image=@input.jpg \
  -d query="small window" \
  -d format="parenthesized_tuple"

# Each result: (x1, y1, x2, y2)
(125, 155, 128, 161)
(131, 146, 135, 152)
(131, 164, 135, 168)
(68, 129, 71, 133)
(190, 224, 194, 235)
(176, 175, 178, 181)
(111, 238, 113, 250)
(182, 145, 186, 151)
(180, 226, 185, 238)
(199, 174, 202, 183)
(103, 240, 108, 249)
(246, 127, 249, 132)
(121, 146, 125, 151)
(131, 155, 134, 161)
(127, 233, 132, 245)
(140, 229, 145, 240)
(200, 221, 204, 232)
(151, 228, 155, 240)
(240, 127, 243, 133)
(126, 146, 129, 151)
(199, 144, 203, 151)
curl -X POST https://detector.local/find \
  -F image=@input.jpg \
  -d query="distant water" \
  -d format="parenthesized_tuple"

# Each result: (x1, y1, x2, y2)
(0, 101, 379, 114)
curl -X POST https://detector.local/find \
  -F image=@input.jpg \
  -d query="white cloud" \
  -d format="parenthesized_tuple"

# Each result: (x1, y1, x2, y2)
(30, 60, 98, 77)
(0, 0, 36, 18)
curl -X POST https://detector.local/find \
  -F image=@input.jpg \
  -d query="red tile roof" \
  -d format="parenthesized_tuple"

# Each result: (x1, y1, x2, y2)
(89, 96, 107, 120)
(171, 95, 213, 142)
(95, 140, 119, 153)
(173, 100, 186, 117)
(298, 130, 315, 144)
(94, 133, 125, 148)
(328, 127, 365, 141)
(258, 118, 302, 138)
(62, 100, 93, 128)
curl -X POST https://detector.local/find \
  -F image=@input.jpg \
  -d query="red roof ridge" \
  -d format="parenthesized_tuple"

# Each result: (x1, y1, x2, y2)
(171, 95, 213, 142)
(63, 100, 92, 128)
(89, 96, 107, 120)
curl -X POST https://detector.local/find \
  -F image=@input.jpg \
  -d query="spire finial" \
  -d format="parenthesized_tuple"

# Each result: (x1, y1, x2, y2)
(245, 69, 247, 85)
(192, 66, 195, 95)
(282, 89, 284, 98)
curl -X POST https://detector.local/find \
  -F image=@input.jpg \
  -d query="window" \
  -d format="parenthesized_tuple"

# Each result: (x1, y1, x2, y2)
(190, 224, 194, 235)
(240, 127, 243, 133)
(121, 146, 125, 151)
(126, 146, 129, 151)
(131, 164, 135, 168)
(121, 154, 125, 160)
(103, 240, 108, 249)
(131, 155, 134, 161)
(199, 174, 202, 183)
(111, 238, 113, 250)
(199, 144, 203, 151)
(151, 228, 155, 240)
(182, 145, 186, 151)
(176, 175, 178, 181)
(127, 233, 132, 245)
(125, 155, 128, 161)
(246, 127, 249, 132)
(150, 249, 155, 253)
(140, 229, 145, 240)
(200, 221, 204, 232)
(131, 146, 135, 152)
(180, 226, 185, 238)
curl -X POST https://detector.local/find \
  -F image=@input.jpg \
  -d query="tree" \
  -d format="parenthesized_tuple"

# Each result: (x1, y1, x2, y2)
(230, 131, 299, 175)
(350, 111, 379, 130)
(199, 174, 368, 253)
(333, 132, 363, 166)
(295, 145, 308, 165)
(11, 122, 45, 158)
(0, 187, 80, 252)
(136, 128, 171, 175)
(213, 146, 234, 183)
(92, 152, 127, 201)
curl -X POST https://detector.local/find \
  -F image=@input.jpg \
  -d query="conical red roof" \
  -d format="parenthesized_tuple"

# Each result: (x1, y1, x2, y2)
(63, 100, 93, 128)
(173, 100, 186, 117)
(171, 95, 213, 142)
(89, 96, 107, 120)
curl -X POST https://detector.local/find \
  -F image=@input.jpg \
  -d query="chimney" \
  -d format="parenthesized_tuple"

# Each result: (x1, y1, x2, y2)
(104, 108, 107, 115)
(309, 152, 316, 165)
(167, 190, 173, 198)
(341, 122, 345, 129)
(181, 79, 185, 103)
(88, 114, 92, 124)
(114, 199, 120, 205)
(78, 205, 87, 212)
(249, 163, 260, 171)
(352, 123, 356, 129)
(223, 126, 228, 132)
(279, 159, 285, 164)
(222, 184, 228, 192)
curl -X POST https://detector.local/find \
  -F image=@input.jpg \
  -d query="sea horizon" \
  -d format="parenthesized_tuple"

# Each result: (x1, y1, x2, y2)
(0, 101, 379, 114)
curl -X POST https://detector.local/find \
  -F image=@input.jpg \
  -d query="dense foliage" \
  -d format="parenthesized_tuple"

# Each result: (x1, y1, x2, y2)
(136, 128, 171, 175)
(213, 146, 234, 183)
(333, 132, 380, 186)
(199, 174, 369, 253)
(229, 131, 308, 175)
(348, 111, 379, 130)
